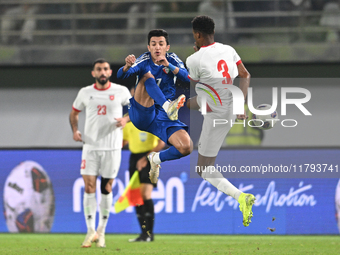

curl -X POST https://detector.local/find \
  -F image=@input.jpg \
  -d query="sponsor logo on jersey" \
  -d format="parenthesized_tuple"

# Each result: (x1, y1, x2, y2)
(110, 95, 114, 100)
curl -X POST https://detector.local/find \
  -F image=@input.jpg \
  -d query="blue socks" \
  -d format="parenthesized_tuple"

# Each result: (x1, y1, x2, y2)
(160, 146, 184, 162)
(144, 77, 167, 106)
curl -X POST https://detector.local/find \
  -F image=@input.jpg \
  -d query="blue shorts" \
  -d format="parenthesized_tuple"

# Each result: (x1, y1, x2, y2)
(128, 97, 188, 145)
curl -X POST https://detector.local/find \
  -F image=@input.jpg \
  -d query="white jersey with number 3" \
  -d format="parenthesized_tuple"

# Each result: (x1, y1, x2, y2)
(186, 42, 242, 113)
(72, 83, 131, 150)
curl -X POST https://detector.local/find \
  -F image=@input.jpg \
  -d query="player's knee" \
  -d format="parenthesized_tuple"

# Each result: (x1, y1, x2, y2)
(101, 177, 112, 194)
(184, 140, 194, 155)
(140, 72, 154, 83)
(179, 142, 192, 156)
(189, 140, 194, 154)
(84, 183, 96, 193)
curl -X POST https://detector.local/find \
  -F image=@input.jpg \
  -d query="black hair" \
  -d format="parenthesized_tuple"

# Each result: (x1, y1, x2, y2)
(92, 58, 110, 69)
(191, 16, 215, 35)
(148, 29, 170, 45)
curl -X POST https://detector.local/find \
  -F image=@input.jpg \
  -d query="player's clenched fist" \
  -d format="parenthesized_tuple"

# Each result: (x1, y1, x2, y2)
(155, 57, 169, 67)
(123, 54, 136, 72)
(125, 54, 136, 66)
(236, 109, 248, 120)
(73, 130, 82, 142)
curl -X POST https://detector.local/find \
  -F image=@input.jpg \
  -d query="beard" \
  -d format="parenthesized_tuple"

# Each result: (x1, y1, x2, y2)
(96, 76, 109, 86)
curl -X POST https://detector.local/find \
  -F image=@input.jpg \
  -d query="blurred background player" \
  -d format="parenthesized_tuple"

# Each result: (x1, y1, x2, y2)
(1, 3, 39, 44)
(198, 0, 236, 43)
(69, 58, 131, 248)
(186, 16, 255, 227)
(117, 29, 192, 184)
(123, 88, 165, 242)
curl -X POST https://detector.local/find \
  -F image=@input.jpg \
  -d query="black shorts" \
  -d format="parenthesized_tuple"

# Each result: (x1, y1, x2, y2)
(128, 152, 157, 188)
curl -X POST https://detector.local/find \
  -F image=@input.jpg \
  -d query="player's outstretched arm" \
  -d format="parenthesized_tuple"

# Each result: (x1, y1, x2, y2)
(69, 109, 82, 142)
(236, 62, 251, 120)
(237, 62, 251, 100)
(173, 65, 189, 83)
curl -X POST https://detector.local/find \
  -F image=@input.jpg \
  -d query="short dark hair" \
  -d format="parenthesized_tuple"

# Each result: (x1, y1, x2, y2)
(92, 58, 110, 69)
(191, 16, 215, 35)
(148, 29, 170, 45)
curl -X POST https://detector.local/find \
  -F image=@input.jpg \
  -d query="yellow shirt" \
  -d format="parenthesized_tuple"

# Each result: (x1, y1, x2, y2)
(123, 122, 159, 154)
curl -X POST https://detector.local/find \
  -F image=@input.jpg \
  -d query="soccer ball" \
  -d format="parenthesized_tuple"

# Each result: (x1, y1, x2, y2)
(251, 104, 279, 130)
(3, 161, 55, 233)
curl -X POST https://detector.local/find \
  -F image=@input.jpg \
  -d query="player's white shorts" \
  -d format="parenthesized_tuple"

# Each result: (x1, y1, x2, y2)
(80, 148, 121, 179)
(198, 108, 236, 157)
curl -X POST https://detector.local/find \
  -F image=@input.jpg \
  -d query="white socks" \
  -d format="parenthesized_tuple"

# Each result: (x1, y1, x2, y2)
(201, 166, 242, 201)
(152, 152, 161, 165)
(162, 101, 170, 112)
(83, 192, 97, 233)
(97, 193, 113, 234)
(84, 192, 113, 235)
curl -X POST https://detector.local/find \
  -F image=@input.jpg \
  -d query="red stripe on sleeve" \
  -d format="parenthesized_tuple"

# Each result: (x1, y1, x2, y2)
(236, 60, 242, 66)
(72, 106, 81, 112)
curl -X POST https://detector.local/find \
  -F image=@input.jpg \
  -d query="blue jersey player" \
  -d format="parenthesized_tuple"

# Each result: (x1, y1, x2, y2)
(117, 29, 193, 184)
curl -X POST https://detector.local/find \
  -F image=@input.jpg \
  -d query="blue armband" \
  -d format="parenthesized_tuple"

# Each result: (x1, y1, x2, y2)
(168, 63, 176, 72)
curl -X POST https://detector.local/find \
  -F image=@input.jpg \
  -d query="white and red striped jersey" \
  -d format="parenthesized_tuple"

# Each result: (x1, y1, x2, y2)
(72, 83, 131, 150)
(186, 42, 242, 112)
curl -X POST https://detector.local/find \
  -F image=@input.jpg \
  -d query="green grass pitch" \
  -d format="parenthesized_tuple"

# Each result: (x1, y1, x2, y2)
(0, 234, 339, 254)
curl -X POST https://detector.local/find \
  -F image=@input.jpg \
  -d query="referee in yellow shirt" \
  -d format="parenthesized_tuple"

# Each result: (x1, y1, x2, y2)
(123, 120, 165, 242)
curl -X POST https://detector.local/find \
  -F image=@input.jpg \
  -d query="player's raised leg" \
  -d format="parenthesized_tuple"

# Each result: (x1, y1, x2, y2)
(238, 193, 256, 227)
(196, 154, 255, 226)
(81, 175, 98, 248)
(148, 152, 161, 184)
(166, 94, 186, 121)
(127, 74, 157, 134)
(196, 110, 255, 226)
(135, 72, 186, 121)
(148, 129, 193, 183)
(133, 73, 155, 108)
